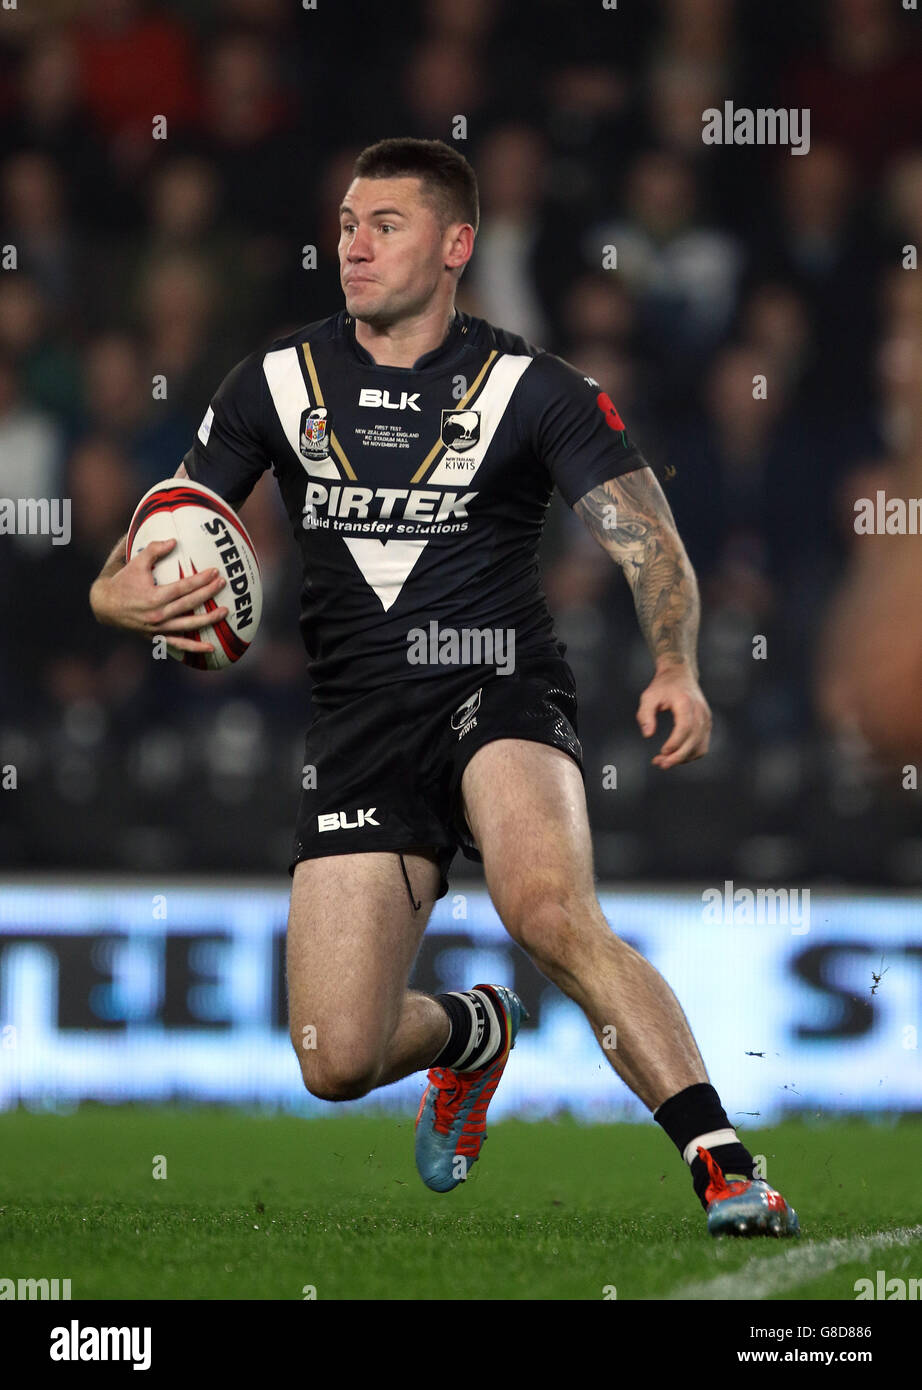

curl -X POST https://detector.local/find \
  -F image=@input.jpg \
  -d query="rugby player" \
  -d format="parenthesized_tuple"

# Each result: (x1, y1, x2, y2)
(90, 137, 798, 1236)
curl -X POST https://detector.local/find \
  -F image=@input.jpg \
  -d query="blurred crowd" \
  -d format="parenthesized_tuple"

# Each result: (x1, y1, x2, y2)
(2, 0, 922, 883)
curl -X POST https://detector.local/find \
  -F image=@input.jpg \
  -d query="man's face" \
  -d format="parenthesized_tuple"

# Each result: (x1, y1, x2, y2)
(338, 176, 450, 325)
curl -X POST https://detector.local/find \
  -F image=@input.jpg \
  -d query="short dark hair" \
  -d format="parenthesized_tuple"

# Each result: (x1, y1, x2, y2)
(352, 137, 480, 235)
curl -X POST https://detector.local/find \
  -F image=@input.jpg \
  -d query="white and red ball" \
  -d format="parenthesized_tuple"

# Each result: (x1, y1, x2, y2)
(126, 478, 262, 670)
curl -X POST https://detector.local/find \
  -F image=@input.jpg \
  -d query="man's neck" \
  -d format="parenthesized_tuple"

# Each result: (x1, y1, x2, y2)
(353, 301, 456, 368)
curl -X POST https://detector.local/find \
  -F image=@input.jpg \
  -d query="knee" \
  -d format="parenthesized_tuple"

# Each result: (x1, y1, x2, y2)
(499, 885, 603, 976)
(291, 1036, 380, 1102)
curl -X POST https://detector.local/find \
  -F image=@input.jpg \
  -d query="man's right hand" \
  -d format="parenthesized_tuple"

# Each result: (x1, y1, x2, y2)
(90, 536, 228, 656)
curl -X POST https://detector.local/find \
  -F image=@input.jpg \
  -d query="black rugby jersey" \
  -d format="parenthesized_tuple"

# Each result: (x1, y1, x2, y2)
(182, 309, 652, 707)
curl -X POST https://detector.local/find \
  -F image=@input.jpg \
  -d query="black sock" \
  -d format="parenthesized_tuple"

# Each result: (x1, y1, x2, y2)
(431, 989, 504, 1071)
(654, 1082, 757, 1210)
(688, 1144, 757, 1208)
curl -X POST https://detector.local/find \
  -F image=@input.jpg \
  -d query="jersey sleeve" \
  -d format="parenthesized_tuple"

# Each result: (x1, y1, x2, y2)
(525, 352, 652, 507)
(182, 349, 272, 508)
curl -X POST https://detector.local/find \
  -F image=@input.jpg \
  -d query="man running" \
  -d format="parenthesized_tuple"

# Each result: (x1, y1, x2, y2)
(90, 137, 798, 1236)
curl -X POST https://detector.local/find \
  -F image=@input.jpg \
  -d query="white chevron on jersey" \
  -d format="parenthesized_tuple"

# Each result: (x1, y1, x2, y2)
(426, 354, 533, 486)
(343, 537, 428, 612)
(342, 357, 534, 610)
(262, 346, 341, 480)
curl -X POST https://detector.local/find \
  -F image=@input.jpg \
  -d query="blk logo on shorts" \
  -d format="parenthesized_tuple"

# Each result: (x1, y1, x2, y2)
(317, 807, 380, 831)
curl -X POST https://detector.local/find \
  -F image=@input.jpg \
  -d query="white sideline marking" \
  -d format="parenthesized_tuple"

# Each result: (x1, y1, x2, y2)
(667, 1225, 922, 1301)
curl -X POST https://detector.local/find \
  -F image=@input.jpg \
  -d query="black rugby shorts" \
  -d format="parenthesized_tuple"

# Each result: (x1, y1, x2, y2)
(290, 652, 583, 900)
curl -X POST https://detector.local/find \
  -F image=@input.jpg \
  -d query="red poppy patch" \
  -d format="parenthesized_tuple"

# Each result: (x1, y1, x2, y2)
(596, 392, 626, 432)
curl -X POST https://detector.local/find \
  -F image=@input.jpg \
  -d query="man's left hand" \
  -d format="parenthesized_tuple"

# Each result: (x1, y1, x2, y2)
(636, 663, 712, 769)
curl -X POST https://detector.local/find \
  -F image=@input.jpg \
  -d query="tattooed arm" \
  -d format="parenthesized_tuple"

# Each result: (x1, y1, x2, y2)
(574, 468, 711, 767)
(574, 468, 700, 672)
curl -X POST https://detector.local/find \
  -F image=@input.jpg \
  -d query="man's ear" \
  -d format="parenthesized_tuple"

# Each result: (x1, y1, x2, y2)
(444, 223, 474, 273)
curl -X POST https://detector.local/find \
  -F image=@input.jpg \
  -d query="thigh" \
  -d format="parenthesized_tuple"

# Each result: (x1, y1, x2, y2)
(460, 739, 596, 915)
(286, 849, 440, 1052)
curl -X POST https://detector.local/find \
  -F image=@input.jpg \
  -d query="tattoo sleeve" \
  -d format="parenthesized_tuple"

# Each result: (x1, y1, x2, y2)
(573, 468, 701, 674)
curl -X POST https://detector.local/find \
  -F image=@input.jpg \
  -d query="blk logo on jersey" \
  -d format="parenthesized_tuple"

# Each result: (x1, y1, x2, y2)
(358, 388, 421, 412)
(441, 409, 480, 453)
(300, 407, 330, 460)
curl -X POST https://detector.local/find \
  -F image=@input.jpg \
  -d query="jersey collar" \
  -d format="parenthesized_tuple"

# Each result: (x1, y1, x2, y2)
(343, 309, 468, 372)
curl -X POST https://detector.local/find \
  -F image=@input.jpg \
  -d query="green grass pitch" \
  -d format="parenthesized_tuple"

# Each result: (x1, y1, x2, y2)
(1, 1107, 919, 1300)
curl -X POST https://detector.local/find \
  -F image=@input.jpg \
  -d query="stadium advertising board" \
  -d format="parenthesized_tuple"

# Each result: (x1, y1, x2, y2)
(0, 883, 918, 1121)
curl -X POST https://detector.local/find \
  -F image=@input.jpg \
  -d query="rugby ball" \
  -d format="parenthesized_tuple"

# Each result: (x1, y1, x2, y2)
(126, 478, 262, 670)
